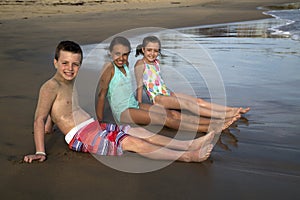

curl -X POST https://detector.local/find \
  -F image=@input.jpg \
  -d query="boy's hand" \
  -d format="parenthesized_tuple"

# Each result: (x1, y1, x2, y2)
(23, 154, 46, 163)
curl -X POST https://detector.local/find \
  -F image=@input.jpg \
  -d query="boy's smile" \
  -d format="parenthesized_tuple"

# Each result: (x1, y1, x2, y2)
(54, 50, 81, 81)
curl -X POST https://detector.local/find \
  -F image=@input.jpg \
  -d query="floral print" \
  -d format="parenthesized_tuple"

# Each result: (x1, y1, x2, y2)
(143, 60, 171, 101)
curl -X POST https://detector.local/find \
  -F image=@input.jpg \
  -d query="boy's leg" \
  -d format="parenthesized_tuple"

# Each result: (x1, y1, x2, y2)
(128, 127, 216, 151)
(120, 135, 213, 162)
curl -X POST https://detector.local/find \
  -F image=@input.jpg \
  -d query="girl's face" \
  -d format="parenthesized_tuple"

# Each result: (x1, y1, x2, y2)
(142, 42, 160, 63)
(111, 44, 130, 68)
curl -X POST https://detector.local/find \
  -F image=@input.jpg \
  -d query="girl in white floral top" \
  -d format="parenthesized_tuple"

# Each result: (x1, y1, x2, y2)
(134, 36, 250, 119)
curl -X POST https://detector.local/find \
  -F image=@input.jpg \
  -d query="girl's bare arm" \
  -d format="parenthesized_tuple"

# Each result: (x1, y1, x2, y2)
(134, 59, 144, 103)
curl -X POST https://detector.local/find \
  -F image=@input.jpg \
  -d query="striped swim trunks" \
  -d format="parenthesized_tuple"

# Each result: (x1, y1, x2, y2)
(66, 119, 130, 156)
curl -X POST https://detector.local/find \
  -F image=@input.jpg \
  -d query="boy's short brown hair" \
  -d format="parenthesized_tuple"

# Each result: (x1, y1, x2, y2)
(55, 41, 83, 64)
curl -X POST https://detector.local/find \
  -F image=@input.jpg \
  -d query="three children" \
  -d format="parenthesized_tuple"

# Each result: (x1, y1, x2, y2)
(24, 40, 215, 163)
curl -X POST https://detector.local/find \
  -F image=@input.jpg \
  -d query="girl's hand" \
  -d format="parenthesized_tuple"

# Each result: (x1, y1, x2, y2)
(23, 154, 46, 163)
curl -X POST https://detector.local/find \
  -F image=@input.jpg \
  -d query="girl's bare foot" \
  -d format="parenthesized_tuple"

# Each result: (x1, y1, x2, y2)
(233, 108, 242, 117)
(212, 108, 241, 119)
(220, 115, 240, 130)
(240, 107, 250, 114)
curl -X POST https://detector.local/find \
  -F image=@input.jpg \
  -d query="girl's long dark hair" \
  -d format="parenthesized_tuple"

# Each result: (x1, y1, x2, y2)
(109, 36, 131, 52)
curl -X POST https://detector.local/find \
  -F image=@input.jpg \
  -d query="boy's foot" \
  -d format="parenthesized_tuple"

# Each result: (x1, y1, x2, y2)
(191, 144, 213, 162)
(189, 130, 216, 150)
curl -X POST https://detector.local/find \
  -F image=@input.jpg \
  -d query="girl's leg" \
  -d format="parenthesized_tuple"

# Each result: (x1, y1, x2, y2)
(121, 135, 213, 162)
(154, 95, 240, 118)
(120, 107, 166, 125)
(128, 127, 217, 151)
(173, 92, 250, 113)
(140, 103, 221, 126)
(168, 109, 239, 130)
(120, 107, 211, 132)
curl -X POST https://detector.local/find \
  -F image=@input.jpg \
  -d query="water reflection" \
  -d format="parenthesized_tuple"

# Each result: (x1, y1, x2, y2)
(217, 129, 239, 151)
(179, 19, 290, 38)
(217, 116, 249, 151)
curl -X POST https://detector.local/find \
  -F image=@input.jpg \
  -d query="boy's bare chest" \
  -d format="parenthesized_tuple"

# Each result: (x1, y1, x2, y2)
(52, 86, 74, 113)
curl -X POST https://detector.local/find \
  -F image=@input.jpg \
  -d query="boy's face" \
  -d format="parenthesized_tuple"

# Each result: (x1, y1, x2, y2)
(54, 50, 81, 81)
(111, 44, 130, 68)
(142, 42, 160, 63)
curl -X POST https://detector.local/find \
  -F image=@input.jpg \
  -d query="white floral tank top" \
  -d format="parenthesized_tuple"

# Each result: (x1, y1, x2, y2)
(143, 60, 171, 102)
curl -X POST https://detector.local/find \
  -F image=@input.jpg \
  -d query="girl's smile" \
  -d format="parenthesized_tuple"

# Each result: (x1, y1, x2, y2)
(142, 42, 160, 63)
(111, 44, 130, 68)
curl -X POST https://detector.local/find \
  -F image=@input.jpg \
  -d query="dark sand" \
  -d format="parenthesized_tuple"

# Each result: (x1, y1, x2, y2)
(0, 0, 299, 199)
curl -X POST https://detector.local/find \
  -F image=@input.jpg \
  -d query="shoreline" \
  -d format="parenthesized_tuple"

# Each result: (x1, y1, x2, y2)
(1, 0, 204, 20)
(0, 0, 294, 22)
(1, 1, 295, 47)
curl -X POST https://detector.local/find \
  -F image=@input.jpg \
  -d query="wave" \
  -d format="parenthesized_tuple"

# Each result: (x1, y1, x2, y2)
(259, 2, 300, 10)
(261, 2, 300, 41)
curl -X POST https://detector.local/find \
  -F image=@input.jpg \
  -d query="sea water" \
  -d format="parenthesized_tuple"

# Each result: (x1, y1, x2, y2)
(174, 3, 300, 179)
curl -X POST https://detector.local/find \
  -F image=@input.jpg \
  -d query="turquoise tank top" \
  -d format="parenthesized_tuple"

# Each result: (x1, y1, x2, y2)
(107, 63, 139, 122)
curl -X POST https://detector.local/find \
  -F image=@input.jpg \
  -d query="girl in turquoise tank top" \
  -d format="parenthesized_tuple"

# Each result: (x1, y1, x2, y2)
(106, 62, 139, 122)
(134, 36, 250, 119)
(96, 36, 233, 133)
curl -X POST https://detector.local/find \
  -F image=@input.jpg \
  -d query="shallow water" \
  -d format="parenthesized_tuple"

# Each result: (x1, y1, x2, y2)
(177, 20, 300, 183)
(179, 20, 300, 178)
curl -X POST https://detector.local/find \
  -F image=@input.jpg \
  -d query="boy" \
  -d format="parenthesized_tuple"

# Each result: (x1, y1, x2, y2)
(24, 41, 215, 163)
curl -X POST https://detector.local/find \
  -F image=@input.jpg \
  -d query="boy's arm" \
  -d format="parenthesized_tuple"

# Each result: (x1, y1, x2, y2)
(96, 63, 113, 121)
(45, 115, 54, 134)
(134, 60, 144, 103)
(24, 80, 58, 163)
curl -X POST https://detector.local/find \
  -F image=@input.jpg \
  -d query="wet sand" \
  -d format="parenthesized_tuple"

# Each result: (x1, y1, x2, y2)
(0, 0, 299, 199)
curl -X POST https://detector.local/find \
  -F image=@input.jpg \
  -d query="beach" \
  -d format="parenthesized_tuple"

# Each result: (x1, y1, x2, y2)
(1, 0, 299, 199)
